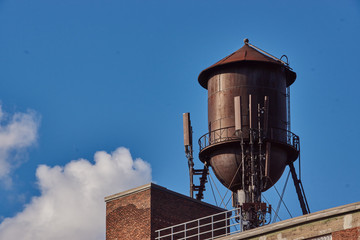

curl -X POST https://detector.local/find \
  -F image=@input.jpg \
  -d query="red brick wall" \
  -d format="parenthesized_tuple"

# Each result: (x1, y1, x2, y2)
(332, 227, 360, 240)
(106, 189, 151, 240)
(105, 184, 226, 240)
(151, 187, 226, 239)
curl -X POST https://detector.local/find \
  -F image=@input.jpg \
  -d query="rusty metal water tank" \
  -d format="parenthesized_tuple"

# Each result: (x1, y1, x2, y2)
(197, 40, 299, 193)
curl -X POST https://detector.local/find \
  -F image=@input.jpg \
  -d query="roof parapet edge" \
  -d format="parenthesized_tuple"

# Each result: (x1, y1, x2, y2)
(104, 182, 225, 211)
(216, 201, 360, 240)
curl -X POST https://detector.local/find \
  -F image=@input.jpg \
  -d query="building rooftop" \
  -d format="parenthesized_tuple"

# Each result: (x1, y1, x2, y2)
(217, 201, 360, 240)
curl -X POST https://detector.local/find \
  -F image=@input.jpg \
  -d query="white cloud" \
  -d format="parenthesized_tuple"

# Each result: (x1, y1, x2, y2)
(0, 147, 152, 240)
(0, 105, 39, 186)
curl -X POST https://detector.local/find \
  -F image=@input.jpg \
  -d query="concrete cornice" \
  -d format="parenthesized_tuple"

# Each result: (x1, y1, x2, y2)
(216, 201, 360, 240)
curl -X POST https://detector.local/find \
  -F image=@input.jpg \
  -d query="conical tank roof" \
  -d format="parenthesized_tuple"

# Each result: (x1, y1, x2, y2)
(198, 42, 296, 89)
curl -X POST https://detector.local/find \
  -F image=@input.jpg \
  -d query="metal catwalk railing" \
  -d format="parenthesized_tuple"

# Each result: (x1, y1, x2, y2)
(155, 208, 243, 240)
(198, 126, 299, 152)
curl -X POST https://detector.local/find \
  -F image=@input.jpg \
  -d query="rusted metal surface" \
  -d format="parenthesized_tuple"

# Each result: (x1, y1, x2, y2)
(195, 40, 304, 228)
(198, 42, 299, 193)
(198, 126, 299, 191)
(198, 44, 296, 89)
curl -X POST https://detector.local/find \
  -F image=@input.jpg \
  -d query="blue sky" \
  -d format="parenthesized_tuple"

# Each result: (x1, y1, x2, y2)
(0, 0, 359, 239)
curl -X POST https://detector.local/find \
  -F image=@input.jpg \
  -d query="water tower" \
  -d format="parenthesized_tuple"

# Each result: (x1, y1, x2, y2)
(183, 39, 310, 230)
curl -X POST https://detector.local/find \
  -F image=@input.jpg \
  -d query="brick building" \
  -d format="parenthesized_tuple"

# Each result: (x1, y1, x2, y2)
(105, 183, 360, 240)
(105, 183, 226, 240)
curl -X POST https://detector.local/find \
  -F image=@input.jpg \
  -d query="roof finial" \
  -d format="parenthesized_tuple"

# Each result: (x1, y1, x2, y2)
(244, 38, 249, 45)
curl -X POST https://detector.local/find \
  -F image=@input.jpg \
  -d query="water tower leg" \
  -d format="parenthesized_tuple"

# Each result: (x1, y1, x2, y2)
(289, 162, 310, 215)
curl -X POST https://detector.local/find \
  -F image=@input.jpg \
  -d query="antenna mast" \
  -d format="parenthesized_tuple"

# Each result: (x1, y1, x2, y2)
(183, 113, 208, 200)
